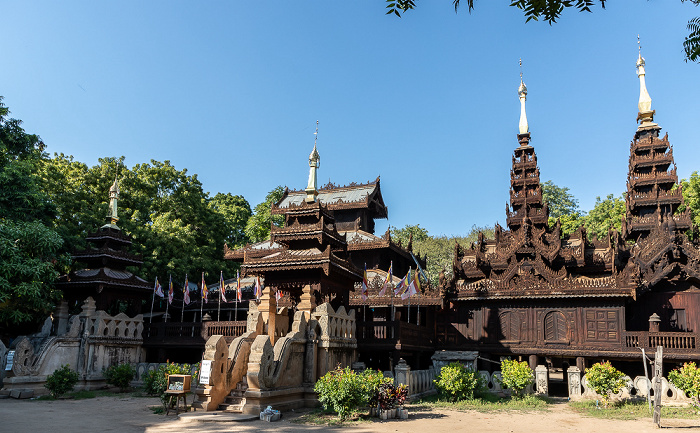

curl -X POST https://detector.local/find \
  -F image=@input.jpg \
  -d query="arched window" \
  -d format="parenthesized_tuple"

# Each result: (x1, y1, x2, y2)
(544, 311, 567, 342)
(499, 311, 521, 341)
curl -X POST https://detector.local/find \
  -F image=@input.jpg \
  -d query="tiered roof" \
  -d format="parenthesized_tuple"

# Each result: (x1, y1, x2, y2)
(453, 79, 628, 301)
(56, 178, 151, 312)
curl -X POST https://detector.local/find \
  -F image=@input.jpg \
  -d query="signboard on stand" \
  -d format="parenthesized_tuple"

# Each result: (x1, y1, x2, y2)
(199, 360, 212, 385)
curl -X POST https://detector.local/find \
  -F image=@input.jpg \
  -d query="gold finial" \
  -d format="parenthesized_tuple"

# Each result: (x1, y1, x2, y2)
(636, 35, 655, 130)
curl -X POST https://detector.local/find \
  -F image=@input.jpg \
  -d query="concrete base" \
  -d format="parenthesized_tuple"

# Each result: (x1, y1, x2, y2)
(241, 386, 319, 415)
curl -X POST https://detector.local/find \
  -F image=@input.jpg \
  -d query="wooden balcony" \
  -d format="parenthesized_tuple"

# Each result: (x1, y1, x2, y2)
(623, 331, 698, 352)
(143, 321, 246, 348)
(356, 320, 434, 350)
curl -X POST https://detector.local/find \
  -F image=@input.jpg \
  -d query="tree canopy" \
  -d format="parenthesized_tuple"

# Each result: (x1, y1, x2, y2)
(391, 224, 494, 287)
(0, 97, 64, 333)
(386, 0, 700, 63)
(583, 193, 625, 240)
(40, 155, 251, 284)
(244, 186, 285, 243)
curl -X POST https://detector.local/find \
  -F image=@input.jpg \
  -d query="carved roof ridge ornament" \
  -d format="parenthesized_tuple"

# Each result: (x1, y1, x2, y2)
(636, 36, 658, 131)
(305, 120, 320, 203)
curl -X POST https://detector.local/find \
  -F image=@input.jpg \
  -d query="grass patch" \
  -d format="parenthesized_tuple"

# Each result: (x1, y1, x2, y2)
(290, 408, 374, 427)
(149, 405, 166, 415)
(569, 399, 699, 420)
(411, 392, 551, 413)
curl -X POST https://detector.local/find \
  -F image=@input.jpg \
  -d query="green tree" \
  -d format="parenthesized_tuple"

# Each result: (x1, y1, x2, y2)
(542, 180, 586, 237)
(209, 193, 252, 248)
(391, 224, 493, 287)
(584, 194, 625, 240)
(41, 156, 249, 285)
(542, 180, 580, 220)
(0, 97, 64, 334)
(386, 1, 700, 64)
(244, 186, 285, 243)
(390, 223, 429, 247)
(498, 358, 535, 397)
(680, 171, 700, 229)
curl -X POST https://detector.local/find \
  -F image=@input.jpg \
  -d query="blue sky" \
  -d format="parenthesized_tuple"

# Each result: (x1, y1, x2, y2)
(2, 1, 699, 236)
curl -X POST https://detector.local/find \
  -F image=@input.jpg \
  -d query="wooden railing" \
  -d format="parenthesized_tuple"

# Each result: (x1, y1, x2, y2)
(144, 321, 246, 346)
(623, 331, 698, 350)
(356, 320, 434, 348)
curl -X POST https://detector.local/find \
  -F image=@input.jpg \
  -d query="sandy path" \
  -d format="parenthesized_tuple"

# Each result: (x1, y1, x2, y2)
(0, 396, 698, 433)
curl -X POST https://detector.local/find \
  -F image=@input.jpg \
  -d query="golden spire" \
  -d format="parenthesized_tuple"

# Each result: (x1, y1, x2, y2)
(636, 35, 656, 130)
(105, 173, 120, 228)
(518, 58, 529, 135)
(305, 120, 320, 203)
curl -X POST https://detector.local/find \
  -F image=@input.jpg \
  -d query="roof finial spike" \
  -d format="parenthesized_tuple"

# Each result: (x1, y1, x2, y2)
(105, 170, 120, 229)
(636, 35, 654, 130)
(306, 120, 321, 203)
(518, 58, 529, 136)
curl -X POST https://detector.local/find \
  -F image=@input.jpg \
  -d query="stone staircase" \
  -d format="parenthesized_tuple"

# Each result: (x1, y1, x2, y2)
(217, 376, 248, 412)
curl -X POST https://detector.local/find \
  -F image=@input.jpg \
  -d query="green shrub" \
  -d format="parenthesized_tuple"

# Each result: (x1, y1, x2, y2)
(103, 363, 135, 391)
(434, 362, 483, 401)
(499, 359, 534, 397)
(668, 362, 700, 408)
(584, 361, 627, 408)
(314, 366, 371, 419)
(142, 362, 194, 409)
(45, 364, 79, 399)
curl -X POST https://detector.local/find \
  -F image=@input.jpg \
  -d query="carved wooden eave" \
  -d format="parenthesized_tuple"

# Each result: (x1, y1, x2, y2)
(454, 274, 632, 300)
(626, 221, 700, 294)
(57, 267, 152, 291)
(273, 177, 388, 219)
(270, 216, 347, 248)
(223, 240, 285, 261)
(241, 244, 362, 281)
(71, 246, 144, 267)
(341, 229, 423, 265)
(348, 272, 442, 306)
(85, 227, 133, 245)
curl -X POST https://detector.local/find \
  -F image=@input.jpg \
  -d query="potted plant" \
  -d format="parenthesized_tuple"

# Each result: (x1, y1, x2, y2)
(395, 384, 409, 419)
(377, 383, 396, 419)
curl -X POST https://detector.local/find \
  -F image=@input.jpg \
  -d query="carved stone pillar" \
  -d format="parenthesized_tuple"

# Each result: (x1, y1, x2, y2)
(394, 358, 411, 392)
(567, 366, 582, 399)
(258, 288, 277, 345)
(298, 284, 318, 313)
(55, 301, 70, 335)
(535, 365, 548, 396)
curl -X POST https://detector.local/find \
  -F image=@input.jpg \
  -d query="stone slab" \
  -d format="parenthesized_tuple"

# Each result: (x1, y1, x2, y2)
(178, 411, 259, 423)
(9, 389, 34, 399)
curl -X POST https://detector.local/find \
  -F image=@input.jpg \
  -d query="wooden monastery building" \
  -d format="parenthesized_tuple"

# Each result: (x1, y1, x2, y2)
(445, 52, 700, 379)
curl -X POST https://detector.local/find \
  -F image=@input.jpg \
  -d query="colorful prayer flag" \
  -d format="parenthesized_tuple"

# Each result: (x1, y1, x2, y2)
(154, 277, 164, 298)
(402, 268, 419, 300)
(361, 263, 369, 301)
(168, 275, 174, 304)
(236, 271, 242, 302)
(219, 271, 227, 303)
(201, 272, 208, 303)
(183, 275, 191, 305)
(394, 271, 408, 297)
(379, 261, 392, 296)
(255, 276, 262, 300)
(275, 289, 283, 302)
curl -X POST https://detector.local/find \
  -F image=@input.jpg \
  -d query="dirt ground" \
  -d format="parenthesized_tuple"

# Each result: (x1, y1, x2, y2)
(1, 396, 698, 433)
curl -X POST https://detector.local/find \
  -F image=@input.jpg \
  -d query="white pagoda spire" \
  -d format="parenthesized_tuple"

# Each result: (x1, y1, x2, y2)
(518, 58, 529, 135)
(636, 35, 657, 130)
(305, 120, 321, 203)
